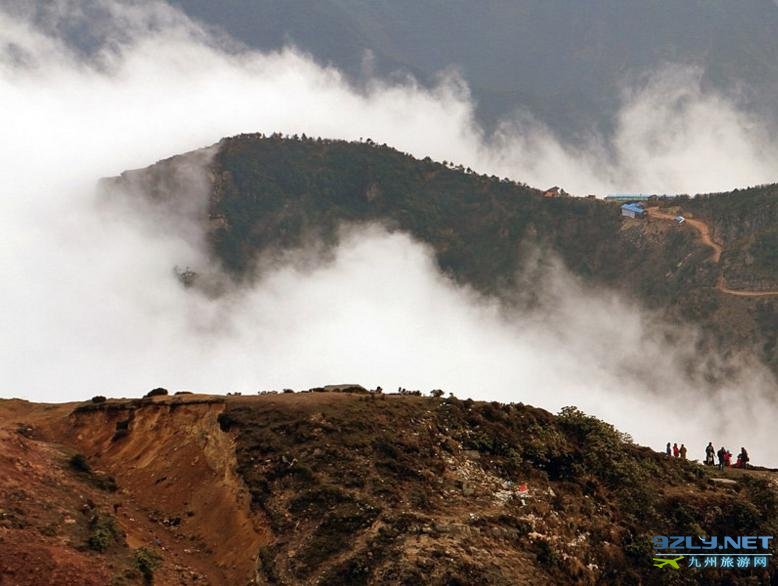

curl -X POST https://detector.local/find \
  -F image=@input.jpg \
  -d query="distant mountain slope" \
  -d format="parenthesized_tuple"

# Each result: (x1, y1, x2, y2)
(105, 135, 778, 379)
(686, 184, 778, 291)
(173, 0, 778, 136)
(107, 134, 710, 296)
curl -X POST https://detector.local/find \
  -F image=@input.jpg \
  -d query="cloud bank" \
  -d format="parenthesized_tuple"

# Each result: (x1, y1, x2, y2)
(1, 1, 777, 464)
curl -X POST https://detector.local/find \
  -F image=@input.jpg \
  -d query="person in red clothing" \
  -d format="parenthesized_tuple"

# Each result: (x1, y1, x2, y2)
(723, 450, 732, 467)
(672, 443, 680, 458)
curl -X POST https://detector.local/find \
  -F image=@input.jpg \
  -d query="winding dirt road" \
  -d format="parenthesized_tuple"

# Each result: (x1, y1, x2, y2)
(647, 207, 778, 297)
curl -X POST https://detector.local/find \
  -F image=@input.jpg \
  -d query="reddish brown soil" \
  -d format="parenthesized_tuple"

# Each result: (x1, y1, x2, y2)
(0, 407, 116, 585)
(0, 397, 269, 585)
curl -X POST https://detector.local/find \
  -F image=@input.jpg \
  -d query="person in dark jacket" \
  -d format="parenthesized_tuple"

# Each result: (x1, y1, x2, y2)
(717, 446, 726, 470)
(679, 444, 687, 459)
(737, 447, 750, 468)
(705, 442, 715, 465)
(666, 442, 672, 456)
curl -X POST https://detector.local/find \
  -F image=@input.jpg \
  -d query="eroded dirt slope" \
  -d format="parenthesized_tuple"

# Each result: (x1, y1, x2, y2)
(1, 396, 269, 585)
(64, 397, 270, 585)
(0, 414, 116, 586)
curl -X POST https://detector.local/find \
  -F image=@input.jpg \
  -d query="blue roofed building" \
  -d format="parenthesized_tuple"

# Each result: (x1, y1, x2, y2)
(621, 203, 646, 218)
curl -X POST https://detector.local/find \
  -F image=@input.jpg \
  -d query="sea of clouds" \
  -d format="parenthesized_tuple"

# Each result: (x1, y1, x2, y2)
(1, 0, 777, 463)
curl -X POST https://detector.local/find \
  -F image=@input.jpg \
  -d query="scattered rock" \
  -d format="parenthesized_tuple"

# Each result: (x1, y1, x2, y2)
(711, 477, 737, 485)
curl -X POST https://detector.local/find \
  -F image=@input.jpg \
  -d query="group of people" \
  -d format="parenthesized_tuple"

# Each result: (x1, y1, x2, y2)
(666, 442, 750, 470)
(667, 442, 688, 459)
(705, 442, 750, 470)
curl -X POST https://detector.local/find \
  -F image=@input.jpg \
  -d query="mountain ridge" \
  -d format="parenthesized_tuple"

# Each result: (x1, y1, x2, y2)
(104, 134, 778, 381)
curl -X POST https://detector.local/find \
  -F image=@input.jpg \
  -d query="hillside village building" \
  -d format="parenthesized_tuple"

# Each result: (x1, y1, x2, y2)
(621, 203, 646, 218)
(605, 194, 652, 203)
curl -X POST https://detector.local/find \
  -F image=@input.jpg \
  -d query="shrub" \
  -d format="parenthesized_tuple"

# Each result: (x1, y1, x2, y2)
(87, 514, 121, 552)
(408, 488, 431, 510)
(69, 453, 91, 473)
(373, 439, 400, 460)
(112, 429, 129, 442)
(92, 472, 118, 492)
(740, 476, 777, 520)
(289, 486, 352, 517)
(751, 229, 778, 267)
(69, 453, 118, 491)
(38, 523, 58, 537)
(623, 534, 653, 562)
(134, 547, 162, 582)
(144, 387, 168, 398)
(557, 406, 644, 485)
(258, 545, 280, 584)
(716, 500, 764, 533)
(292, 501, 380, 576)
(535, 540, 560, 568)
(91, 395, 107, 403)
(112, 418, 131, 442)
(430, 389, 444, 398)
(217, 412, 237, 432)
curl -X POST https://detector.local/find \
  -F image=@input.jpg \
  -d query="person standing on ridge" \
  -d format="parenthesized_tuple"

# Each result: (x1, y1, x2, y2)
(705, 442, 715, 465)
(673, 443, 680, 458)
(738, 447, 749, 469)
(679, 444, 687, 459)
(717, 446, 726, 470)
(666, 442, 672, 457)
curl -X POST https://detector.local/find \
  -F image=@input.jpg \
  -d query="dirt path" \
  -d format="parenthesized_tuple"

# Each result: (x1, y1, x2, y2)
(647, 208, 722, 261)
(647, 207, 778, 297)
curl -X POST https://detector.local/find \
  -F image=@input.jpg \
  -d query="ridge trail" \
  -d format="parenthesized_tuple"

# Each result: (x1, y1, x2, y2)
(647, 207, 778, 297)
